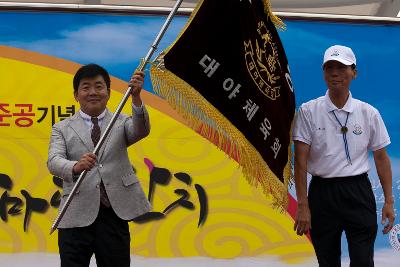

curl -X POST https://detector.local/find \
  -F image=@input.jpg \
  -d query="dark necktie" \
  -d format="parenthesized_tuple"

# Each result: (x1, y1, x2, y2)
(91, 117, 111, 207)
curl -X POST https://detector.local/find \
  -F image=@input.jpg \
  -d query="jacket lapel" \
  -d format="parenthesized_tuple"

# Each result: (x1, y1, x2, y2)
(69, 112, 94, 151)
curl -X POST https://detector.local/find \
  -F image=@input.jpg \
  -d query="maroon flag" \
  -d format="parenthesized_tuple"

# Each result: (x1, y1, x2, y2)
(150, 0, 295, 208)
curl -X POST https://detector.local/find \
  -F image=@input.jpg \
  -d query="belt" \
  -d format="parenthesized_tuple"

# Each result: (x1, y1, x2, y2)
(312, 173, 368, 182)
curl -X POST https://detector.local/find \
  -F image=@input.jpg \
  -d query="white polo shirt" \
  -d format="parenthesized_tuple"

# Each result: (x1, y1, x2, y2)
(293, 91, 390, 178)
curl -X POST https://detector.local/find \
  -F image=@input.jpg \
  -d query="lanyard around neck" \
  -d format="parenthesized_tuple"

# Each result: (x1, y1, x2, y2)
(332, 110, 352, 165)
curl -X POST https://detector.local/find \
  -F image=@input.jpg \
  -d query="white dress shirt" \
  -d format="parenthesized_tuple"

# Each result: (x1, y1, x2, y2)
(293, 91, 390, 178)
(79, 103, 144, 130)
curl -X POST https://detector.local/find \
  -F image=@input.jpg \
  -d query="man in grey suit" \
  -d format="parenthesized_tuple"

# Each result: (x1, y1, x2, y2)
(47, 63, 151, 267)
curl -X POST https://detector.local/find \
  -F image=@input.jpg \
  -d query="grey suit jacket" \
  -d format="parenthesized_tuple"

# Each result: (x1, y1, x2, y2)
(47, 107, 151, 228)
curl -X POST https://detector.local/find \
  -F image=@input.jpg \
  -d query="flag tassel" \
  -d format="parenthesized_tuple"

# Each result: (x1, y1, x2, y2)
(262, 0, 286, 30)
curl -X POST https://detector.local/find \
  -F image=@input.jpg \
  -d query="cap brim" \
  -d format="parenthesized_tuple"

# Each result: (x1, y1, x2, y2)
(323, 57, 354, 66)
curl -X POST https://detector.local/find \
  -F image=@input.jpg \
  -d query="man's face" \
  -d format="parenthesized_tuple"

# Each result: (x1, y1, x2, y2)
(323, 60, 356, 92)
(74, 75, 110, 117)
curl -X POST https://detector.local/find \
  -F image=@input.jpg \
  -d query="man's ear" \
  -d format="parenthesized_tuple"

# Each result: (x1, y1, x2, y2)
(353, 69, 358, 79)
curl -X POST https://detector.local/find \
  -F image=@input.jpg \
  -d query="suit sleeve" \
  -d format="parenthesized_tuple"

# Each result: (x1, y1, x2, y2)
(47, 124, 77, 183)
(124, 103, 151, 146)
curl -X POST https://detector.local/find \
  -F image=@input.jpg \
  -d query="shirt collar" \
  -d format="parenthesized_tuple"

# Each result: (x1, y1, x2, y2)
(324, 90, 354, 113)
(79, 109, 107, 121)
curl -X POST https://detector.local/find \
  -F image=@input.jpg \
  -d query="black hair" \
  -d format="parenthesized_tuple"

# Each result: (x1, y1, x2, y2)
(73, 63, 111, 93)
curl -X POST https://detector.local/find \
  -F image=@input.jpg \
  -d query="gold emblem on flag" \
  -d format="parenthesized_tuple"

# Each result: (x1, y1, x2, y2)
(244, 21, 281, 100)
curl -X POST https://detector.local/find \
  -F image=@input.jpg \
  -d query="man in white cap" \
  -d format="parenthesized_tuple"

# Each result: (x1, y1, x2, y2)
(292, 45, 395, 266)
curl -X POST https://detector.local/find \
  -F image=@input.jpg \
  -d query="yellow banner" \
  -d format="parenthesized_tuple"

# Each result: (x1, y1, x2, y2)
(0, 46, 312, 263)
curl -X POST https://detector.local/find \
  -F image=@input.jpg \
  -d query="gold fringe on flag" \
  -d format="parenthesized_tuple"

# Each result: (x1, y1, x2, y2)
(150, 56, 292, 210)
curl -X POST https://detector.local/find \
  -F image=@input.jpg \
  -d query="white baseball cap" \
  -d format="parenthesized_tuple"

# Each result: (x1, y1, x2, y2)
(323, 45, 356, 66)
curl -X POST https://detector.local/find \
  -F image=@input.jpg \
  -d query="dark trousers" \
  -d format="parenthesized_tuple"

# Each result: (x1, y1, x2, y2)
(58, 205, 131, 267)
(308, 173, 377, 267)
